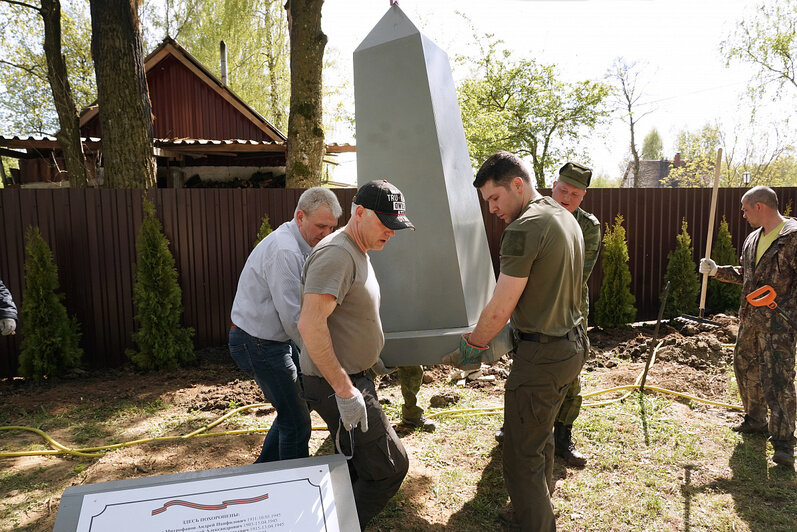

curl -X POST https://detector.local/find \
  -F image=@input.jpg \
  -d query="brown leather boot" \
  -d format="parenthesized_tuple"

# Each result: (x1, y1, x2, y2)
(555, 421, 587, 467)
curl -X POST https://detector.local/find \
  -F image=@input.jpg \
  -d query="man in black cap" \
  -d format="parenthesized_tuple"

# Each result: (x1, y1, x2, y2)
(297, 179, 413, 530)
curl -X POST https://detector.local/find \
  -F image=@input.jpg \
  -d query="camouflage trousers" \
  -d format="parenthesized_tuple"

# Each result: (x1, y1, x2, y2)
(398, 365, 424, 421)
(734, 322, 796, 443)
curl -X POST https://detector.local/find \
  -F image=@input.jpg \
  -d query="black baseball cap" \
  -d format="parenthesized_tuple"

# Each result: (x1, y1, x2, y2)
(353, 180, 415, 230)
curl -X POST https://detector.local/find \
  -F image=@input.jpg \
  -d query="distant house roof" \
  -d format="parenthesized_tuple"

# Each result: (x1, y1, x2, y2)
(79, 37, 286, 142)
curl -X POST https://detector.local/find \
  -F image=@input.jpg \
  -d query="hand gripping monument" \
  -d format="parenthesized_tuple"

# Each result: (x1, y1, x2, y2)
(354, 4, 511, 366)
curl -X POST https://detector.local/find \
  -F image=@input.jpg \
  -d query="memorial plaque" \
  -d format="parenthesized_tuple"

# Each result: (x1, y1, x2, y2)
(54, 455, 358, 532)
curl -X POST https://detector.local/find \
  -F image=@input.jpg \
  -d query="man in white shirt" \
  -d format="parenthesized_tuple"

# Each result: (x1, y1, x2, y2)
(229, 187, 341, 463)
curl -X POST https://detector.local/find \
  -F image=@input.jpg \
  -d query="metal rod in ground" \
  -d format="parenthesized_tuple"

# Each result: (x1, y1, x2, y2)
(641, 281, 670, 392)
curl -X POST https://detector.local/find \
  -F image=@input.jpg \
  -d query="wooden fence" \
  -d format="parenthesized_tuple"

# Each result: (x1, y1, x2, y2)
(1, 186, 795, 377)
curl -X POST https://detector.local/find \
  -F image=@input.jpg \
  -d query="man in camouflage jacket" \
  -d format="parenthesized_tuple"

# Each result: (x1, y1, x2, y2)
(700, 186, 796, 467)
(0, 280, 17, 336)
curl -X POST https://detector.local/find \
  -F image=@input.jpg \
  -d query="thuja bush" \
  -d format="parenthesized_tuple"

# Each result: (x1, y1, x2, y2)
(707, 216, 742, 314)
(594, 214, 636, 328)
(663, 219, 700, 319)
(18, 226, 82, 380)
(127, 199, 195, 370)
(253, 212, 273, 249)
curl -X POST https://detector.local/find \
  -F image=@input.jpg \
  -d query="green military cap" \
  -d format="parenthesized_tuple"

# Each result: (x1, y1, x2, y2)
(558, 162, 592, 189)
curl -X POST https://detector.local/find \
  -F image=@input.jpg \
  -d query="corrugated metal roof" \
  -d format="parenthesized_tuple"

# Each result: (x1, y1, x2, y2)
(0, 135, 355, 153)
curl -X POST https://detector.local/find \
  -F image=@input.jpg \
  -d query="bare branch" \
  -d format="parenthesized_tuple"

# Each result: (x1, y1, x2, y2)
(0, 0, 40, 11)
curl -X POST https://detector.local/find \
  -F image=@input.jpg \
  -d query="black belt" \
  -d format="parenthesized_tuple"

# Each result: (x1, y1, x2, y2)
(516, 326, 579, 344)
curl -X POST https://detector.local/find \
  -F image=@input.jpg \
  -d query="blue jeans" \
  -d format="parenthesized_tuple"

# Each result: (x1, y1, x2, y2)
(228, 327, 311, 462)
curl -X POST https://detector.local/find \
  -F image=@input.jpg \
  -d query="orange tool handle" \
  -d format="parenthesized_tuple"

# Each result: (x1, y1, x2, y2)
(746, 285, 778, 309)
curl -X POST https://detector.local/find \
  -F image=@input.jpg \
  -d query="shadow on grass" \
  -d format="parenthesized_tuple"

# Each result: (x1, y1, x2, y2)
(368, 444, 509, 531)
(445, 444, 508, 531)
(681, 433, 796, 532)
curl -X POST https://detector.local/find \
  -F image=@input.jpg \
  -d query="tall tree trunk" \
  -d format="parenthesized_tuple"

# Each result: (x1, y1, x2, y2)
(264, 0, 286, 132)
(89, 0, 156, 188)
(629, 113, 640, 188)
(41, 0, 89, 188)
(285, 0, 326, 188)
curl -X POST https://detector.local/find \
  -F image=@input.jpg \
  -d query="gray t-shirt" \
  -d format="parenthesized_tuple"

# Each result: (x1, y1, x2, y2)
(300, 230, 384, 377)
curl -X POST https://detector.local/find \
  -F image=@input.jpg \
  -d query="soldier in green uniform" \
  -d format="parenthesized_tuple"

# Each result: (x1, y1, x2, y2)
(397, 365, 436, 431)
(550, 162, 601, 467)
(494, 162, 601, 470)
(700, 186, 797, 467)
(446, 151, 588, 530)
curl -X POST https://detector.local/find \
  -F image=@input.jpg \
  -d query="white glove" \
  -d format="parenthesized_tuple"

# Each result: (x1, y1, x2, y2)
(0, 318, 15, 336)
(699, 258, 718, 276)
(335, 389, 369, 432)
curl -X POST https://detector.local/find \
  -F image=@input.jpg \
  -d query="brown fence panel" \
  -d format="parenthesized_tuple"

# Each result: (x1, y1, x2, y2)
(0, 186, 793, 378)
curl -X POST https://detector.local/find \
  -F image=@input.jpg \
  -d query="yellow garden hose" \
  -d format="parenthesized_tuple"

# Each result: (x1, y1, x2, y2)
(0, 342, 742, 459)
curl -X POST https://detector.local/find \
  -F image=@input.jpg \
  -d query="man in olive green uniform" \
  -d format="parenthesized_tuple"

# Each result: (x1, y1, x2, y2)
(550, 162, 601, 467)
(700, 186, 797, 467)
(494, 162, 601, 470)
(446, 151, 588, 530)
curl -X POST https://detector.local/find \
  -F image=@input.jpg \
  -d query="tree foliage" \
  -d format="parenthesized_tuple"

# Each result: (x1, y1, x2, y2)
(662, 219, 700, 319)
(707, 216, 742, 314)
(18, 226, 83, 380)
(595, 214, 636, 328)
(127, 199, 195, 370)
(457, 36, 612, 187)
(253, 212, 273, 248)
(668, 121, 797, 187)
(146, 0, 290, 132)
(721, 0, 797, 100)
(641, 128, 663, 160)
(0, 0, 95, 136)
(665, 124, 721, 187)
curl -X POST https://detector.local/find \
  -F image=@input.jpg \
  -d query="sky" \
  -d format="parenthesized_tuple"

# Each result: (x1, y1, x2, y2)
(320, 0, 777, 183)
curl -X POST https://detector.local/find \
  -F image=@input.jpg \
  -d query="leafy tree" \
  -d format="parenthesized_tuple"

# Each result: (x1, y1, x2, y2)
(18, 226, 83, 380)
(641, 128, 663, 160)
(0, 0, 95, 136)
(721, 0, 797, 100)
(147, 0, 290, 132)
(127, 198, 194, 370)
(608, 58, 653, 187)
(595, 214, 636, 328)
(665, 124, 721, 187)
(719, 118, 797, 187)
(707, 216, 742, 314)
(253, 212, 273, 248)
(90, 0, 156, 188)
(458, 35, 612, 187)
(663, 219, 700, 319)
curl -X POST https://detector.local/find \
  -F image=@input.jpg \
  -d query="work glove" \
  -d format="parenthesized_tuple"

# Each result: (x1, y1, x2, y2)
(335, 389, 369, 433)
(0, 318, 15, 336)
(699, 258, 717, 276)
(441, 333, 488, 370)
